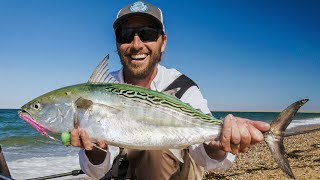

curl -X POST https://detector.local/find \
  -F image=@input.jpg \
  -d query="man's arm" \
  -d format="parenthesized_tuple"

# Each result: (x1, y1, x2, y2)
(180, 86, 270, 170)
(205, 114, 270, 156)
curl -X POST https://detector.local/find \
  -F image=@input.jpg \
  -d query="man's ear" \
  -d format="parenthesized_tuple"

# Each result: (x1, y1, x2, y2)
(161, 34, 167, 52)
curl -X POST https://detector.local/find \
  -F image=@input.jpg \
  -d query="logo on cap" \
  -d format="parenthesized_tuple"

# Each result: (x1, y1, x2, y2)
(130, 1, 148, 12)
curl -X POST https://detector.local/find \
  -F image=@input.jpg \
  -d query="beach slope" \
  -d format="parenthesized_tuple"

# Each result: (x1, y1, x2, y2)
(206, 130, 320, 180)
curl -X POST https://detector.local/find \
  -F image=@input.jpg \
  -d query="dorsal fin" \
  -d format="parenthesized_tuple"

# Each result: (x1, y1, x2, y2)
(88, 54, 119, 83)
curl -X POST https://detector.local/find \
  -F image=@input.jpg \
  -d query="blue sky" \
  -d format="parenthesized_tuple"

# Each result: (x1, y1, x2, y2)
(0, 0, 319, 111)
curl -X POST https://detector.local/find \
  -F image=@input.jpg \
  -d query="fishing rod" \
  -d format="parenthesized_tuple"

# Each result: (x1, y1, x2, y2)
(0, 174, 13, 180)
(25, 170, 84, 180)
(1, 144, 85, 180)
(0, 170, 84, 180)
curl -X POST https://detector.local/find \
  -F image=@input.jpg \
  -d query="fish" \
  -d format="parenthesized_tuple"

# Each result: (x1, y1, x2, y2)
(19, 55, 308, 179)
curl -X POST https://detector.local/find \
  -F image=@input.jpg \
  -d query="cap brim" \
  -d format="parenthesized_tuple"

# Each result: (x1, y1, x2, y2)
(113, 12, 163, 30)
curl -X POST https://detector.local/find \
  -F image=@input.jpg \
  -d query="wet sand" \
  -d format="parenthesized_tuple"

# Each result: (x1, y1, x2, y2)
(206, 130, 320, 179)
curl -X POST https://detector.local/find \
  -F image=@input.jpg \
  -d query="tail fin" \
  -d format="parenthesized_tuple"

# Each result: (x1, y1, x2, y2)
(264, 99, 309, 179)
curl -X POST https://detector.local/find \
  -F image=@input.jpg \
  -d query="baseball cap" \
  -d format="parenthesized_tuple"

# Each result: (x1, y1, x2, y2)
(113, 1, 165, 31)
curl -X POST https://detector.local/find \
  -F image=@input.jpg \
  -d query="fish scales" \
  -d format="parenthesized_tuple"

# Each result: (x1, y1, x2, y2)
(20, 83, 223, 149)
(80, 83, 222, 149)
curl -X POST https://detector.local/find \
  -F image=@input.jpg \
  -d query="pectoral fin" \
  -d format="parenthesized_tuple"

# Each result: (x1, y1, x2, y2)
(75, 97, 121, 113)
(73, 97, 93, 126)
(74, 97, 121, 126)
(75, 97, 93, 109)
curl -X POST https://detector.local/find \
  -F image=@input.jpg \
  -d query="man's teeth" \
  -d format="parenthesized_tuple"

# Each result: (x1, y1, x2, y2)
(131, 54, 147, 59)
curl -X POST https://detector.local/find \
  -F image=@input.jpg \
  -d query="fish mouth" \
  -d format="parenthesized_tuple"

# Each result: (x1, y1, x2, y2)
(18, 109, 52, 137)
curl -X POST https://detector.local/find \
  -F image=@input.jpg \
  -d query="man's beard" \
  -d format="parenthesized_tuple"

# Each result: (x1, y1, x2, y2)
(118, 49, 162, 79)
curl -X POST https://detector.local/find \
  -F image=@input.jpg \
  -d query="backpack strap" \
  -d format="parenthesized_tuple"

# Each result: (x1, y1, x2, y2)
(163, 74, 198, 99)
(101, 148, 129, 180)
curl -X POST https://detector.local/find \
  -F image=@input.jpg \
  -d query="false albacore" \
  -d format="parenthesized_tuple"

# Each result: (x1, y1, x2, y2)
(19, 55, 308, 179)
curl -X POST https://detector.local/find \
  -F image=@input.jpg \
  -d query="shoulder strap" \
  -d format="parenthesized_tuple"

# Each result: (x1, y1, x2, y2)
(163, 74, 198, 99)
(102, 148, 129, 180)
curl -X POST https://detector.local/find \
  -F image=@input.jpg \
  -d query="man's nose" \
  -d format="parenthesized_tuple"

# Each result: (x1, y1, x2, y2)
(132, 33, 144, 50)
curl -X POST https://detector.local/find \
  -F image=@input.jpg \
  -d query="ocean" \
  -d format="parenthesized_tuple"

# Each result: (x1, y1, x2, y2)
(0, 109, 319, 179)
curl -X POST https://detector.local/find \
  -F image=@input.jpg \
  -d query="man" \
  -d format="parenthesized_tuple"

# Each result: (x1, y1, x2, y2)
(71, 1, 270, 179)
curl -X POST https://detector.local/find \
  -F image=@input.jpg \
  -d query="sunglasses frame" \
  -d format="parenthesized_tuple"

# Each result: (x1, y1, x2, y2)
(115, 26, 164, 44)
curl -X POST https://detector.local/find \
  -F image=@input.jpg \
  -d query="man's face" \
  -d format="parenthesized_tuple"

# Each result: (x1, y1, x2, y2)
(116, 16, 167, 79)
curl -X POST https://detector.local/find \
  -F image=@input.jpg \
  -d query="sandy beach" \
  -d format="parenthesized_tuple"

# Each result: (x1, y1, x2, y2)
(206, 130, 320, 180)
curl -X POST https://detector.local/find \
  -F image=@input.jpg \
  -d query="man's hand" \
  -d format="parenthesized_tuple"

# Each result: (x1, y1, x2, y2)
(70, 127, 108, 165)
(204, 114, 270, 159)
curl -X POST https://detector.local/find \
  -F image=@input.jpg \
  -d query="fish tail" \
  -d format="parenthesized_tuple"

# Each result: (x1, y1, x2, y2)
(264, 99, 309, 179)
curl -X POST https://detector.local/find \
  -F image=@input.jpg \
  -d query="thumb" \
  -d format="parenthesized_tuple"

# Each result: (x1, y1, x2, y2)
(206, 139, 223, 151)
(96, 140, 108, 149)
(248, 120, 270, 132)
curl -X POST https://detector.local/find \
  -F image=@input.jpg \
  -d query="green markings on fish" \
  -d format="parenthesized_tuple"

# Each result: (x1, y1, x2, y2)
(104, 83, 218, 123)
(19, 55, 308, 179)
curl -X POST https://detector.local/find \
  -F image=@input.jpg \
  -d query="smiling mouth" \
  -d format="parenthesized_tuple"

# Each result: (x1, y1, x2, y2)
(18, 110, 52, 138)
(130, 54, 148, 60)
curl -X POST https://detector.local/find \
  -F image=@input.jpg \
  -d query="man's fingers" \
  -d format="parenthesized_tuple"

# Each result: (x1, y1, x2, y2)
(229, 118, 252, 154)
(231, 118, 241, 145)
(238, 123, 251, 153)
(70, 128, 81, 147)
(236, 117, 270, 132)
(230, 117, 241, 154)
(212, 115, 269, 155)
(249, 120, 270, 132)
(96, 140, 107, 149)
(221, 114, 233, 152)
(69, 128, 106, 152)
(79, 130, 93, 151)
(247, 124, 264, 145)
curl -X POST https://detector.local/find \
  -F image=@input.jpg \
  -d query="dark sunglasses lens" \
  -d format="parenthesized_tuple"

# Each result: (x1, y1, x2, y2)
(139, 28, 160, 42)
(116, 29, 134, 44)
(116, 27, 161, 44)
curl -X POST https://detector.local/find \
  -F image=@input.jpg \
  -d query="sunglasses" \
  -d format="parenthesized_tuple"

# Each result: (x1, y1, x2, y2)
(115, 26, 163, 44)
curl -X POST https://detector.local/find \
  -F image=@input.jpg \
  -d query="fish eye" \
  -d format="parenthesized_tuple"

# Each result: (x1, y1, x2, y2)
(33, 103, 41, 110)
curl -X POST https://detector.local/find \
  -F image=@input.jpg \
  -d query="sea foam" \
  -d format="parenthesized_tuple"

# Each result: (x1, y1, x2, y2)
(7, 154, 88, 179)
